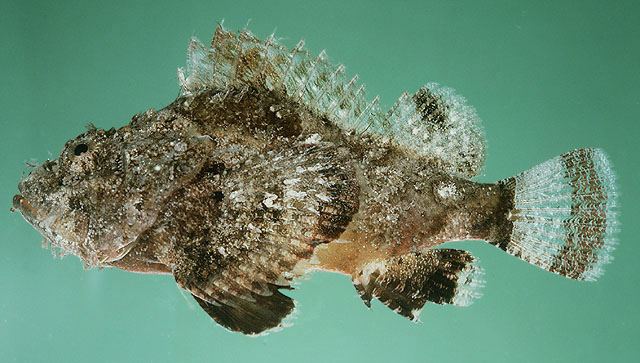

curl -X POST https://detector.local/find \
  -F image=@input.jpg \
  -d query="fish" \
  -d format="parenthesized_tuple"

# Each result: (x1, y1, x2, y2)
(12, 25, 619, 335)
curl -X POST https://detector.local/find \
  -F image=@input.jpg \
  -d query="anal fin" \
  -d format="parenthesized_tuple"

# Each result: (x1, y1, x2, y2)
(353, 249, 484, 321)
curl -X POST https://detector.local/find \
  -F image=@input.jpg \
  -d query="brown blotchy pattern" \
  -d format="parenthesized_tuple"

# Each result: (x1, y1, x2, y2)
(179, 88, 305, 139)
(315, 175, 514, 281)
(314, 167, 360, 242)
(354, 250, 476, 320)
(477, 180, 516, 250)
(413, 87, 450, 129)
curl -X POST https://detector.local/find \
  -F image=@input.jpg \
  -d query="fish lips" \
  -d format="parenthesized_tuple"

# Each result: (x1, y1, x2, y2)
(12, 194, 40, 222)
(12, 193, 140, 266)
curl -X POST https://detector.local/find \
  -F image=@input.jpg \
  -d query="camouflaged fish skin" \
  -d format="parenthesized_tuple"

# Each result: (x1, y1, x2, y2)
(13, 26, 618, 335)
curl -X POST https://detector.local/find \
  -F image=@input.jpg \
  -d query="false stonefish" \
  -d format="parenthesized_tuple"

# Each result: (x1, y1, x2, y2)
(13, 25, 618, 335)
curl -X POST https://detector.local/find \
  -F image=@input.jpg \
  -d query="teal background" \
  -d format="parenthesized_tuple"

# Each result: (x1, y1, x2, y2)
(2, 1, 639, 362)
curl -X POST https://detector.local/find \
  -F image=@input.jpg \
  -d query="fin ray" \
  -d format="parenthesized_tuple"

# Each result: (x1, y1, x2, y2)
(496, 148, 618, 280)
(192, 287, 295, 335)
(352, 249, 484, 321)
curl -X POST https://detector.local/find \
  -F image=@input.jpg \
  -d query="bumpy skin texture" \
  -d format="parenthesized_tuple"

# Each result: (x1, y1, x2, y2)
(14, 27, 616, 335)
(15, 111, 215, 267)
(14, 86, 510, 334)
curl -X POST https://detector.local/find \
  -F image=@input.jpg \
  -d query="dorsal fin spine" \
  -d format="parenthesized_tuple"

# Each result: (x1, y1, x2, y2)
(348, 84, 368, 131)
(317, 63, 344, 102)
(299, 50, 328, 102)
(357, 96, 381, 134)
(326, 75, 358, 117)
(250, 34, 269, 87)
(280, 40, 306, 91)
(228, 30, 244, 88)
(294, 50, 325, 102)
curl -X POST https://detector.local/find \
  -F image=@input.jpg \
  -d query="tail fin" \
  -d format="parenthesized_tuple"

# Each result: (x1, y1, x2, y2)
(498, 148, 618, 281)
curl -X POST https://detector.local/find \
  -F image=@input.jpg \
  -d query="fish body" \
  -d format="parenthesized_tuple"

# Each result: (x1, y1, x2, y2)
(13, 26, 618, 335)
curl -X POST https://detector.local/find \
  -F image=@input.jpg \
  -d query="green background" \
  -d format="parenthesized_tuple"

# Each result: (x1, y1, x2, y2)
(2, 1, 639, 362)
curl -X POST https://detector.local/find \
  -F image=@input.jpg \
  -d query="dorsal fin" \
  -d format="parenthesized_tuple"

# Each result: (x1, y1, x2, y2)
(177, 25, 486, 177)
(383, 84, 486, 177)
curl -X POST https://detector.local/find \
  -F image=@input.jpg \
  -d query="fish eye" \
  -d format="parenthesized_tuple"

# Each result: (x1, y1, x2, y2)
(73, 143, 89, 156)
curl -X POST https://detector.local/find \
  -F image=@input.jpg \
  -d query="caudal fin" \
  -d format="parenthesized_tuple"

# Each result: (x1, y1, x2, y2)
(498, 148, 618, 281)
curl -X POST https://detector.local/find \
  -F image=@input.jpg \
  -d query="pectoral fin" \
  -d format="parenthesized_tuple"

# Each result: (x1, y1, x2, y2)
(191, 285, 295, 335)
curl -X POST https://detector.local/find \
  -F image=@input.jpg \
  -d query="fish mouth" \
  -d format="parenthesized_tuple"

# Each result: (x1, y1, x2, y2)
(13, 193, 91, 264)
(12, 194, 53, 241)
(12, 194, 38, 220)
(99, 242, 137, 264)
(13, 194, 138, 267)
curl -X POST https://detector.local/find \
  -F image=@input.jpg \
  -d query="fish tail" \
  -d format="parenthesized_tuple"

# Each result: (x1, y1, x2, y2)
(494, 148, 618, 281)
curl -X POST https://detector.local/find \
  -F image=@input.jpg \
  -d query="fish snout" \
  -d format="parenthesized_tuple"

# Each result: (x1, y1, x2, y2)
(12, 194, 24, 212)
(12, 194, 37, 218)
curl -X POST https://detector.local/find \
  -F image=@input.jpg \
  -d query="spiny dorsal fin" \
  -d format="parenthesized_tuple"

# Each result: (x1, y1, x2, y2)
(177, 25, 486, 177)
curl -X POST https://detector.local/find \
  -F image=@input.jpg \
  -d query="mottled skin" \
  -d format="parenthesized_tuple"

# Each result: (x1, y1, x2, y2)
(14, 86, 512, 333)
(117, 87, 512, 275)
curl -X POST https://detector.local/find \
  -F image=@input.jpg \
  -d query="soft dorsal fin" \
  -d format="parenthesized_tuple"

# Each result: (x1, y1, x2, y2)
(383, 85, 486, 177)
(178, 25, 485, 177)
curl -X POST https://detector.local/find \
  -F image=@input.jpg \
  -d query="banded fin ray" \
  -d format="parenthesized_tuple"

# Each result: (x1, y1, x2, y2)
(497, 148, 618, 281)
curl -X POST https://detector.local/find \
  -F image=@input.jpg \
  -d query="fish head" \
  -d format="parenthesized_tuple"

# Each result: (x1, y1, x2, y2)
(13, 109, 214, 267)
